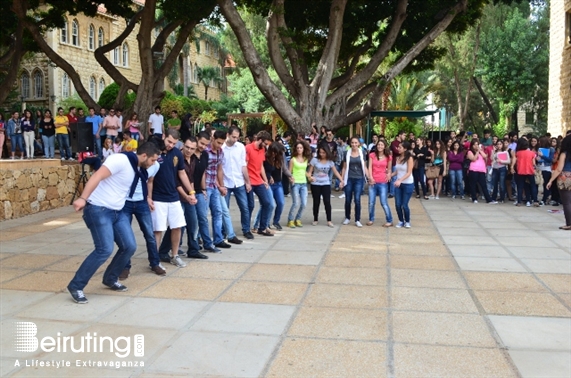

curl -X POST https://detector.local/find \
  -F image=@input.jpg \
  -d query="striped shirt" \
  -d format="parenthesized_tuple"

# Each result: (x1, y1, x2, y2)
(205, 145, 224, 189)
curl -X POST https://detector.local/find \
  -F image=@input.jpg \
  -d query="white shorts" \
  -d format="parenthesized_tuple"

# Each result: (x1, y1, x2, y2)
(151, 201, 186, 232)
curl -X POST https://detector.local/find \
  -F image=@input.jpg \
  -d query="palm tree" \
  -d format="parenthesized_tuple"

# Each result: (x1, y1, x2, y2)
(196, 66, 222, 100)
(388, 72, 441, 112)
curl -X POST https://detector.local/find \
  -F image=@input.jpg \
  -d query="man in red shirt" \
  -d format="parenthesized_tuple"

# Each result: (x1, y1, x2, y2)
(389, 130, 406, 197)
(246, 131, 273, 236)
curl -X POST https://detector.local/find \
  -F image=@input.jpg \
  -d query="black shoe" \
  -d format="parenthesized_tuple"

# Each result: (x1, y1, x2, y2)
(187, 252, 209, 259)
(388, 194, 394, 198)
(215, 241, 232, 249)
(257, 230, 274, 237)
(159, 254, 171, 263)
(243, 232, 255, 240)
(106, 282, 128, 292)
(204, 246, 222, 253)
(273, 223, 283, 231)
(68, 287, 88, 304)
(227, 236, 243, 244)
(118, 268, 130, 280)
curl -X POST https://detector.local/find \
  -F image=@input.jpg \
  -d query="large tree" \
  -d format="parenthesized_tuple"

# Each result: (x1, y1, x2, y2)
(218, 0, 487, 133)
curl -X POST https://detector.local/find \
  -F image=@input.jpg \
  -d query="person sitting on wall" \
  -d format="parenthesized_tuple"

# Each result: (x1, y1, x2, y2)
(78, 149, 102, 171)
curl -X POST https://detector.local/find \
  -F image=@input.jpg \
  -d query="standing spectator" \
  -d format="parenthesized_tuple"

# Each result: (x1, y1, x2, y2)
(127, 113, 143, 141)
(39, 110, 56, 158)
(448, 140, 465, 199)
(77, 108, 86, 123)
(7, 111, 24, 159)
(67, 142, 161, 303)
(246, 131, 274, 235)
(467, 139, 496, 204)
(148, 106, 164, 139)
(99, 107, 107, 145)
(103, 108, 120, 140)
(536, 136, 554, 205)
(21, 109, 35, 159)
(0, 113, 5, 158)
(428, 140, 447, 199)
(85, 107, 103, 155)
(389, 130, 406, 197)
(116, 109, 123, 138)
(368, 134, 379, 152)
(367, 139, 393, 227)
(550, 137, 561, 206)
(546, 134, 571, 229)
(391, 141, 415, 228)
(222, 126, 254, 239)
(413, 137, 431, 199)
(308, 145, 344, 227)
(167, 110, 181, 131)
(513, 138, 539, 207)
(491, 139, 510, 202)
(54, 108, 72, 160)
(480, 130, 493, 147)
(180, 113, 192, 142)
(341, 136, 368, 227)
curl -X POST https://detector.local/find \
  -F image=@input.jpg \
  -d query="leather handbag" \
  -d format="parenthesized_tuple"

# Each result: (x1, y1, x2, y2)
(426, 164, 440, 180)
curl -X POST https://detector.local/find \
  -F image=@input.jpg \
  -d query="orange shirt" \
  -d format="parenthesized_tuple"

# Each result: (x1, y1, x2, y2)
(516, 149, 535, 175)
(246, 142, 266, 186)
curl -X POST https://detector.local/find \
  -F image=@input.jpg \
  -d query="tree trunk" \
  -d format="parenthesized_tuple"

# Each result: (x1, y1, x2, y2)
(183, 56, 189, 97)
(0, 21, 26, 105)
(472, 76, 498, 125)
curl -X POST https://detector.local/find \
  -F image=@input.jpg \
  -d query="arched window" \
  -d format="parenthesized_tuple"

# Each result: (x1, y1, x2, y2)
(21, 72, 30, 99)
(113, 47, 119, 65)
(88, 25, 95, 50)
(89, 76, 96, 99)
(99, 78, 105, 99)
(98, 27, 104, 48)
(62, 73, 70, 98)
(205, 41, 210, 55)
(193, 63, 198, 83)
(61, 21, 68, 43)
(122, 43, 129, 67)
(71, 19, 79, 46)
(34, 71, 43, 98)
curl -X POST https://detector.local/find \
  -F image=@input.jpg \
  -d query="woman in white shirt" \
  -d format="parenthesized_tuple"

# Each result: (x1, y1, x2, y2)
(391, 141, 415, 228)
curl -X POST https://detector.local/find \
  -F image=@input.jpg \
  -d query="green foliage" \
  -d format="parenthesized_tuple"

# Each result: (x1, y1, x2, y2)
(173, 84, 198, 99)
(384, 119, 423, 141)
(196, 66, 223, 101)
(97, 83, 135, 110)
(160, 92, 185, 116)
(187, 99, 213, 119)
(211, 94, 241, 119)
(388, 72, 441, 111)
(59, 93, 87, 112)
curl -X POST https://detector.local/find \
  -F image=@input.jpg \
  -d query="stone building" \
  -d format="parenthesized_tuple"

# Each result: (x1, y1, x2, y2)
(548, 0, 571, 136)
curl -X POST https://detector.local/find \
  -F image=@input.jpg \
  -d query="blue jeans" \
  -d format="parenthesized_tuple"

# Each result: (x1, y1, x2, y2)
(10, 134, 23, 153)
(42, 135, 55, 158)
(57, 133, 71, 159)
(449, 169, 465, 196)
(254, 186, 275, 230)
(159, 202, 200, 258)
(270, 182, 285, 225)
(516, 174, 538, 203)
(122, 200, 160, 269)
(68, 204, 136, 290)
(491, 167, 507, 201)
(389, 166, 396, 196)
(368, 183, 392, 223)
(219, 191, 236, 239)
(287, 183, 308, 222)
(225, 185, 251, 235)
(248, 184, 273, 231)
(195, 193, 214, 249)
(93, 135, 102, 156)
(207, 188, 223, 245)
(334, 163, 343, 189)
(344, 177, 365, 221)
(394, 183, 414, 223)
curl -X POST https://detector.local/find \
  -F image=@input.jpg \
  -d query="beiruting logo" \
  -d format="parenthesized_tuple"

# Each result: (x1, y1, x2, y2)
(15, 322, 144, 358)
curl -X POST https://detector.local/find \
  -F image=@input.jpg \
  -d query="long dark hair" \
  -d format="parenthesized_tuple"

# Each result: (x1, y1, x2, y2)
(560, 135, 571, 162)
(266, 142, 285, 169)
(399, 141, 413, 163)
(374, 139, 390, 159)
(293, 140, 312, 161)
(516, 138, 529, 151)
(317, 144, 333, 161)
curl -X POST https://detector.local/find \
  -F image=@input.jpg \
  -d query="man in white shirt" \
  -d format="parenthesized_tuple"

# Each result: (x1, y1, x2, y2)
(67, 142, 160, 304)
(222, 126, 254, 239)
(148, 106, 164, 139)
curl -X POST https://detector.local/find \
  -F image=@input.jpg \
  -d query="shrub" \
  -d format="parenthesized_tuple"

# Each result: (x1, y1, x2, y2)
(98, 82, 135, 110)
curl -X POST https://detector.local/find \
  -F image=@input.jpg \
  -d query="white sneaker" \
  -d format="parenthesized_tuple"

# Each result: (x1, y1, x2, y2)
(435, 196, 439, 200)
(473, 200, 478, 204)
(342, 218, 350, 225)
(404, 222, 411, 228)
(526, 201, 531, 207)
(61, 157, 66, 160)
(339, 193, 346, 199)
(331, 194, 335, 198)
(452, 195, 456, 199)
(461, 195, 465, 200)
(170, 255, 187, 268)
(355, 221, 363, 228)
(488, 201, 498, 205)
(68, 157, 75, 161)
(395, 222, 404, 228)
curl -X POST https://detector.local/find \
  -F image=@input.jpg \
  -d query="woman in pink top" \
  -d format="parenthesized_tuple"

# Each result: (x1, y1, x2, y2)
(466, 139, 496, 204)
(367, 139, 393, 227)
(127, 113, 143, 141)
(513, 137, 539, 207)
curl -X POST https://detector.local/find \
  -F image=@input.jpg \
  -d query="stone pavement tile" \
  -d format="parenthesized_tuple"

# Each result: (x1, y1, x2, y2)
(99, 297, 208, 329)
(242, 264, 316, 283)
(447, 245, 512, 258)
(258, 250, 325, 265)
(1, 358, 19, 377)
(42, 255, 107, 273)
(148, 331, 280, 377)
(0, 290, 54, 316)
(478, 221, 529, 230)
(387, 233, 442, 245)
(508, 350, 571, 378)
(393, 344, 517, 377)
(475, 291, 571, 317)
(89, 275, 163, 296)
(392, 287, 478, 313)
(190, 302, 296, 335)
(0, 252, 14, 260)
(391, 269, 466, 289)
(454, 257, 527, 272)
(316, 266, 386, 286)
(1, 270, 84, 292)
(170, 261, 250, 280)
(324, 252, 385, 268)
(219, 281, 307, 305)
(388, 242, 449, 256)
(390, 255, 456, 271)
(304, 283, 387, 309)
(500, 236, 558, 248)
(203, 249, 266, 263)
(329, 242, 387, 253)
(267, 338, 386, 378)
(431, 221, 478, 229)
(11, 366, 135, 377)
(288, 307, 387, 340)
(392, 311, 497, 347)
(442, 235, 497, 245)
(506, 246, 570, 260)
(436, 227, 490, 237)
(0, 230, 37, 242)
(139, 277, 231, 301)
(488, 315, 571, 350)
(559, 293, 571, 307)
(464, 272, 548, 292)
(519, 258, 571, 274)
(0, 254, 67, 270)
(0, 269, 32, 284)
(25, 244, 94, 256)
(16, 292, 129, 322)
(537, 274, 571, 293)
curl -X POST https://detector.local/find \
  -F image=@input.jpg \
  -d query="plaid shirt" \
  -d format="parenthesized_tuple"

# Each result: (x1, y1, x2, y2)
(205, 145, 224, 189)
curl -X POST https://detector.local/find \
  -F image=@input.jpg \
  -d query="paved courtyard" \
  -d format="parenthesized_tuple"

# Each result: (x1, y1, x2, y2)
(0, 195, 569, 377)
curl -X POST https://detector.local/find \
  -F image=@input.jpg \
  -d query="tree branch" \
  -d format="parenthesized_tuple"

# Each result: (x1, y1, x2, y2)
(0, 18, 26, 104)
(266, 5, 297, 98)
(156, 21, 196, 82)
(329, 38, 372, 90)
(152, 20, 184, 53)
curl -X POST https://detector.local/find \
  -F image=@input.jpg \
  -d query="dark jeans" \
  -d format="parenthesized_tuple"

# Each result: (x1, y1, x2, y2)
(516, 174, 538, 204)
(68, 203, 136, 291)
(270, 182, 285, 225)
(82, 157, 102, 171)
(394, 183, 414, 223)
(225, 185, 251, 234)
(541, 170, 552, 203)
(468, 171, 492, 202)
(344, 177, 365, 221)
(491, 167, 507, 201)
(248, 184, 272, 232)
(282, 177, 290, 196)
(122, 199, 160, 269)
(560, 190, 571, 226)
(413, 166, 427, 196)
(311, 184, 332, 222)
(57, 133, 72, 159)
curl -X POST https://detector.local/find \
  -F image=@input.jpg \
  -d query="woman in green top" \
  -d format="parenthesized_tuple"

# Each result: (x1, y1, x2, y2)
(287, 140, 312, 228)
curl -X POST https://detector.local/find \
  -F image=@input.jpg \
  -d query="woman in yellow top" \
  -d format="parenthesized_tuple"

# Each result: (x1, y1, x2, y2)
(287, 140, 312, 228)
(54, 107, 72, 160)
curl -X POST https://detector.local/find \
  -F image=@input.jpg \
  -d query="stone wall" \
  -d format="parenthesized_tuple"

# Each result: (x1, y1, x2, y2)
(0, 165, 83, 221)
